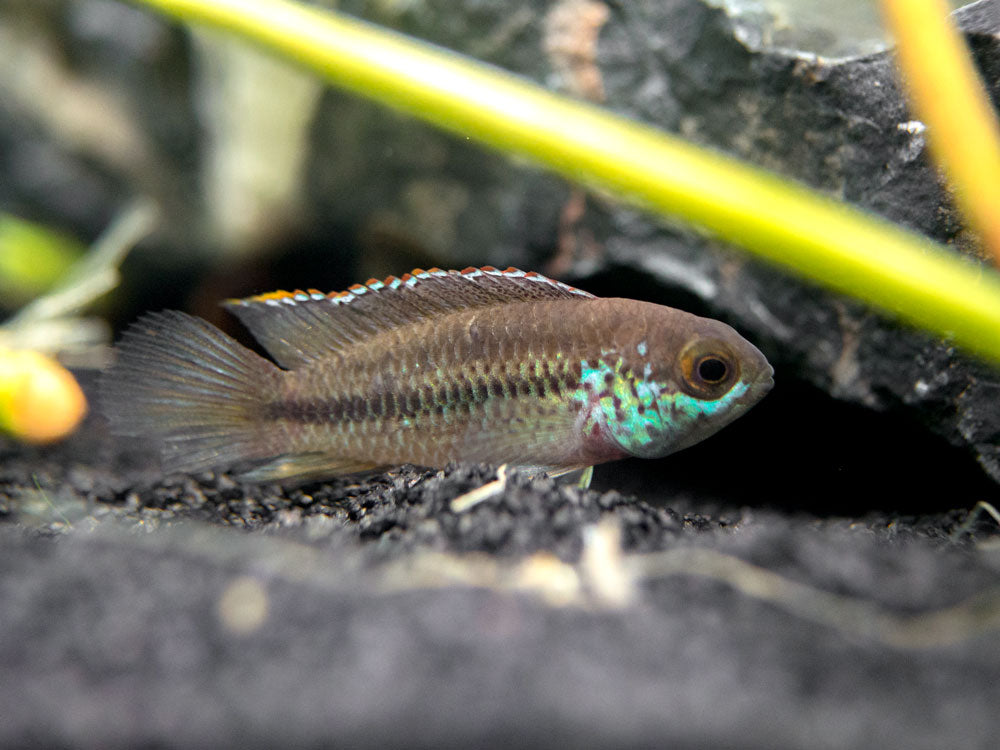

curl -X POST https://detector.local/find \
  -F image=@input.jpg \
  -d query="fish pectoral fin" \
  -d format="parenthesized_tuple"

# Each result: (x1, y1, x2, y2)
(236, 453, 385, 484)
(511, 464, 594, 489)
(540, 464, 594, 488)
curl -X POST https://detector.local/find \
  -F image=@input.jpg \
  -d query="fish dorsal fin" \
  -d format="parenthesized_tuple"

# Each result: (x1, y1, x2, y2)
(223, 266, 594, 369)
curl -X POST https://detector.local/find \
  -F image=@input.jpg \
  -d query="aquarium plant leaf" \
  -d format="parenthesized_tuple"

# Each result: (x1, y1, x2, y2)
(8, 200, 159, 329)
(0, 216, 84, 309)
(881, 0, 1000, 267)
(126, 0, 1000, 365)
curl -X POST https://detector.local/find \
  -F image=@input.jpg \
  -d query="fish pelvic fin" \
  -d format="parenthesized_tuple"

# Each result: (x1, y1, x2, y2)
(100, 310, 283, 476)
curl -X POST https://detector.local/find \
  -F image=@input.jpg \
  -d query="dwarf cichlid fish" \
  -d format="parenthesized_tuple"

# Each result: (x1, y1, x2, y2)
(101, 266, 773, 482)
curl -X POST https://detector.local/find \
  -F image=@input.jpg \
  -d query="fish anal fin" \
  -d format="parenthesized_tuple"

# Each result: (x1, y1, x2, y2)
(235, 453, 385, 484)
(223, 267, 595, 369)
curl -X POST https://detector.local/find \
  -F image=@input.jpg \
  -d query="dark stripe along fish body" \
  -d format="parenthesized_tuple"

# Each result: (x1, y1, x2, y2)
(100, 266, 773, 482)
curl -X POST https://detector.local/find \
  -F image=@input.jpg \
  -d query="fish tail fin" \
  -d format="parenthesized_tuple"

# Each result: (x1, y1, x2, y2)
(100, 310, 283, 475)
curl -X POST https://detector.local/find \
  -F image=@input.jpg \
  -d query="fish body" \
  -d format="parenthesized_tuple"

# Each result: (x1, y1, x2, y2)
(101, 267, 772, 482)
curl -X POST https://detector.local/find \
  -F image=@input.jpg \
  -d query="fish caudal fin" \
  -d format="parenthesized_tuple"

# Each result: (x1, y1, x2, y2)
(100, 310, 282, 476)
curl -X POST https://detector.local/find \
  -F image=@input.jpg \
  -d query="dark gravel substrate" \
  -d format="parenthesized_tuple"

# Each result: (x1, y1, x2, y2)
(2, 384, 999, 750)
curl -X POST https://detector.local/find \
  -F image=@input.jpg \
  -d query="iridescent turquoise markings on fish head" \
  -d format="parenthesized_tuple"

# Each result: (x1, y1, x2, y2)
(572, 358, 667, 458)
(571, 313, 773, 461)
(573, 357, 766, 460)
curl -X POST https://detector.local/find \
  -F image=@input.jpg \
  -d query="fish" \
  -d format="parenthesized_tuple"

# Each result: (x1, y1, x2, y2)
(100, 266, 773, 483)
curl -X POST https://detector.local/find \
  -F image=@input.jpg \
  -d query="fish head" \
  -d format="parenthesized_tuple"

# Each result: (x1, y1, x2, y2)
(595, 302, 773, 460)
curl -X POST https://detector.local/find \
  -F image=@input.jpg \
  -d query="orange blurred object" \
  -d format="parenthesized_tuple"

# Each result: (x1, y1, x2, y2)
(0, 348, 88, 443)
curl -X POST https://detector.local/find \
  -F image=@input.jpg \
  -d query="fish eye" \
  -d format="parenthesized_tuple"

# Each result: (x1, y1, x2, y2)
(696, 356, 728, 384)
(678, 341, 739, 399)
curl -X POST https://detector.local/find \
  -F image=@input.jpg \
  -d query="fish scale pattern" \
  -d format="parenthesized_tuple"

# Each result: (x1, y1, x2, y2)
(271, 299, 601, 469)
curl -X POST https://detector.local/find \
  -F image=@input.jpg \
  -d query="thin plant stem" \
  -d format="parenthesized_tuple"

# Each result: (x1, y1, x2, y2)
(881, 0, 1000, 267)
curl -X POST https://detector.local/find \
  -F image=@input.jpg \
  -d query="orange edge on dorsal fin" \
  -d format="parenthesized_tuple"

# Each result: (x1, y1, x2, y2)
(231, 266, 592, 308)
(244, 290, 294, 303)
(222, 265, 594, 370)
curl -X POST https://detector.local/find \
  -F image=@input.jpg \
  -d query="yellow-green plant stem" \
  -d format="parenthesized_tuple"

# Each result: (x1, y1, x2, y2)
(128, 0, 1000, 364)
(881, 0, 1000, 267)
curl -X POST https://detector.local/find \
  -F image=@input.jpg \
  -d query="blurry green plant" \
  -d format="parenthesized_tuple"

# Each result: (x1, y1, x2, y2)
(127, 0, 1000, 365)
(1, 201, 158, 358)
(0, 215, 85, 310)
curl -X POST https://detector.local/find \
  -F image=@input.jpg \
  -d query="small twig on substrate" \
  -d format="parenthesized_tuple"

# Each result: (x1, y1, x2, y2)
(31, 473, 73, 529)
(627, 546, 1000, 649)
(950, 500, 1000, 545)
(450, 464, 509, 513)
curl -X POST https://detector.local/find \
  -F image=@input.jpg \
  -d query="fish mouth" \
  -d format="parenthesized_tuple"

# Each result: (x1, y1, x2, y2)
(757, 363, 775, 393)
(736, 363, 774, 407)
